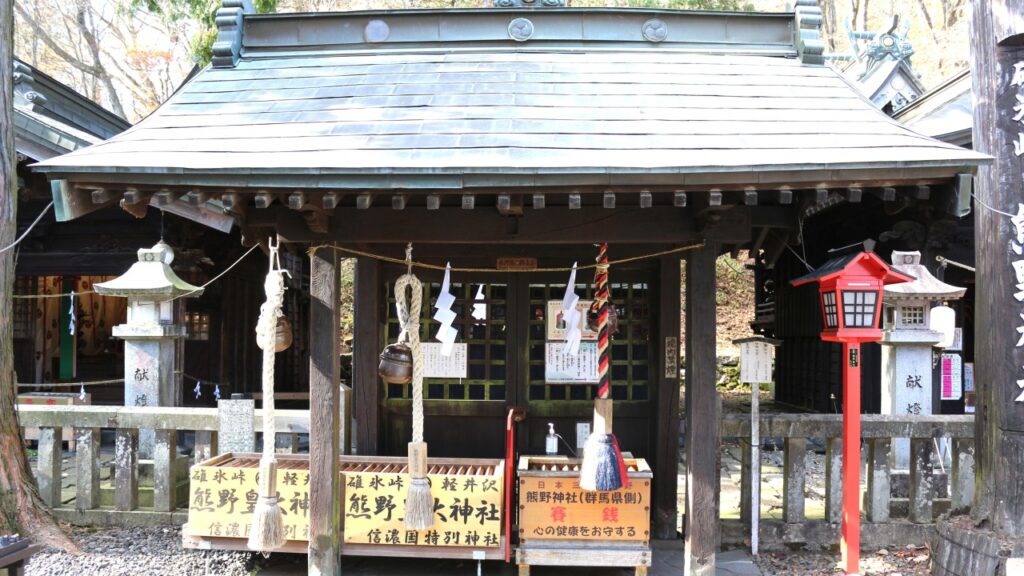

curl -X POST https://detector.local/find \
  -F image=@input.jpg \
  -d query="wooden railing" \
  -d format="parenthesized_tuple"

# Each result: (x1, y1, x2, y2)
(719, 413, 975, 548)
(17, 404, 312, 525)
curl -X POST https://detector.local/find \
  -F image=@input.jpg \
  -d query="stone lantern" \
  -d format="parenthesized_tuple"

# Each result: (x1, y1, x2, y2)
(881, 250, 965, 469)
(95, 242, 202, 456)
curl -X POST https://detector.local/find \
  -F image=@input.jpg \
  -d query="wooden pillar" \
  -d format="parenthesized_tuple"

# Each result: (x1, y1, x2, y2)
(684, 243, 718, 576)
(970, 0, 1024, 536)
(309, 246, 341, 575)
(353, 256, 380, 456)
(653, 256, 681, 539)
(782, 437, 806, 523)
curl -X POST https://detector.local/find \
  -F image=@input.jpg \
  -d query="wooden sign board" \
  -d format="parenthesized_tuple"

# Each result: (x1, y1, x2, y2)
(188, 461, 311, 541)
(343, 470, 503, 547)
(519, 476, 649, 542)
(497, 257, 538, 271)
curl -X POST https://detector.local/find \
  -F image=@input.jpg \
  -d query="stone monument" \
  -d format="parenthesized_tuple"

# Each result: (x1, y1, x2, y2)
(880, 251, 965, 469)
(95, 242, 202, 456)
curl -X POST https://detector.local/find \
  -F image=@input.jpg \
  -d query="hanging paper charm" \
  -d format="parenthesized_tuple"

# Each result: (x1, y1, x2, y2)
(561, 262, 582, 356)
(194, 381, 202, 399)
(214, 384, 221, 401)
(79, 384, 86, 402)
(68, 292, 76, 336)
(472, 285, 487, 321)
(433, 262, 458, 356)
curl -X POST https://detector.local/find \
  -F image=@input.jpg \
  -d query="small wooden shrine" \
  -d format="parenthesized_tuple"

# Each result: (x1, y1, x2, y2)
(31, 2, 987, 574)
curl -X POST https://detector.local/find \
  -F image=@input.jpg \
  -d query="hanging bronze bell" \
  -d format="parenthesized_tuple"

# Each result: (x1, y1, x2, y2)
(275, 316, 293, 353)
(378, 343, 413, 384)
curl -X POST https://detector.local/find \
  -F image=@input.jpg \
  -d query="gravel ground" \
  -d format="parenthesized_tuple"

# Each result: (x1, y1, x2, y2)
(753, 545, 932, 575)
(26, 526, 253, 576)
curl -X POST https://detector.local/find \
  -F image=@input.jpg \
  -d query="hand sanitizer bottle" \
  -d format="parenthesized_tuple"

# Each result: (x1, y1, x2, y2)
(546, 422, 558, 455)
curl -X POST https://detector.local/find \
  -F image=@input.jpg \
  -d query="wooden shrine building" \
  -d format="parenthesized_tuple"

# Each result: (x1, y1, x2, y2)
(30, 2, 987, 573)
(12, 57, 307, 403)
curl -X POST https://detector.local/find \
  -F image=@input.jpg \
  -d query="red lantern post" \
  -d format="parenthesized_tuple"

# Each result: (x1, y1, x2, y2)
(791, 251, 912, 575)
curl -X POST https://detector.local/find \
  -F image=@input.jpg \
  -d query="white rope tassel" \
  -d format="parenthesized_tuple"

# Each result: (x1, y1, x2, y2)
(248, 241, 288, 552)
(395, 266, 433, 529)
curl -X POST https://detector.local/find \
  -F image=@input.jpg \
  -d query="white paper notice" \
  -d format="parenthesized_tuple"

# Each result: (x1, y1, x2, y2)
(545, 341, 598, 383)
(421, 342, 468, 379)
(739, 341, 774, 384)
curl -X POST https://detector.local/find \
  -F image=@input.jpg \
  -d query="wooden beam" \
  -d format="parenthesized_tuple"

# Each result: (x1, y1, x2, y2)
(532, 193, 546, 209)
(391, 194, 406, 210)
(743, 188, 758, 206)
(90, 188, 112, 204)
(653, 256, 681, 539)
(673, 191, 688, 207)
(708, 190, 723, 206)
(353, 257, 380, 456)
(603, 191, 616, 209)
(117, 188, 150, 218)
(845, 188, 863, 203)
(880, 187, 897, 202)
(639, 190, 653, 208)
(778, 187, 793, 205)
(461, 194, 475, 210)
(750, 227, 770, 256)
(815, 188, 829, 204)
(496, 194, 523, 216)
(254, 191, 277, 209)
(269, 206, 706, 244)
(356, 193, 373, 210)
(182, 190, 209, 207)
(308, 245, 341, 575)
(568, 193, 581, 210)
(321, 192, 339, 210)
(914, 185, 931, 200)
(303, 211, 329, 235)
(51, 180, 114, 221)
(287, 191, 308, 210)
(152, 189, 182, 207)
(426, 194, 440, 211)
(685, 243, 719, 576)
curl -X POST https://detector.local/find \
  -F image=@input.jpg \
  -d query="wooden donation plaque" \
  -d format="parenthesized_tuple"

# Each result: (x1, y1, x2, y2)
(183, 454, 506, 560)
(517, 456, 653, 575)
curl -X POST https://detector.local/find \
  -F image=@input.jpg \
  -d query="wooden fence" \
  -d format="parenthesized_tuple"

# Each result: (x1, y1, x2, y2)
(719, 413, 975, 549)
(17, 405, 974, 549)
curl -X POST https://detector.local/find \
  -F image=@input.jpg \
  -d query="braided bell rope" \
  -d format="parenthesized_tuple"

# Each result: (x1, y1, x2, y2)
(593, 243, 611, 399)
(394, 272, 425, 443)
(256, 243, 286, 461)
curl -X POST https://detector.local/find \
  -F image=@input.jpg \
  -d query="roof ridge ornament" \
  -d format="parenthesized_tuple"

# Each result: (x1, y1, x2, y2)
(212, 0, 254, 69)
(12, 60, 48, 109)
(795, 0, 825, 65)
(494, 0, 566, 7)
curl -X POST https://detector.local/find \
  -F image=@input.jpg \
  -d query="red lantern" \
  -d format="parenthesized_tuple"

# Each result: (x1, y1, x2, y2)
(790, 250, 912, 575)
(792, 251, 913, 343)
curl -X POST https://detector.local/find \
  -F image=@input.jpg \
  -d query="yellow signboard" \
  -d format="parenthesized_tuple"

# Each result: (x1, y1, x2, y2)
(188, 464, 311, 541)
(343, 471, 503, 547)
(519, 476, 649, 542)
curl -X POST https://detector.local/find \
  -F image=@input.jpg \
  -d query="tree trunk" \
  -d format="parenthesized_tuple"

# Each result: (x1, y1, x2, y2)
(0, 0, 79, 552)
(970, 0, 1024, 537)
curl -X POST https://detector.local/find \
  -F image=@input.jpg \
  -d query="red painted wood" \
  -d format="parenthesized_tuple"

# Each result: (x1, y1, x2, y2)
(841, 342, 861, 575)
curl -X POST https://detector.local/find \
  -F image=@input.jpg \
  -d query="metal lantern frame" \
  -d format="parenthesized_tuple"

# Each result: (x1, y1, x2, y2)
(791, 251, 913, 575)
